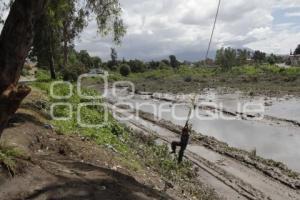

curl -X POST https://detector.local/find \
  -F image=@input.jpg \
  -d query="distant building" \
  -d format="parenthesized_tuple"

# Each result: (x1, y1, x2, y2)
(290, 55, 300, 67)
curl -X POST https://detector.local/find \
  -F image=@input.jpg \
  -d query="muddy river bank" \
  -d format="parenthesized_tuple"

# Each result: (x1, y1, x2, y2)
(89, 84, 300, 173)
(82, 82, 300, 198)
(106, 86, 300, 172)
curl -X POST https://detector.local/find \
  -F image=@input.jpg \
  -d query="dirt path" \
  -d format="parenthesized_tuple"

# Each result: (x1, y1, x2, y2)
(0, 156, 166, 200)
(108, 103, 300, 200)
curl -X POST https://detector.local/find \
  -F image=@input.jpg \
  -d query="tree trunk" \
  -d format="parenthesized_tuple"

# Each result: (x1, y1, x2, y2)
(63, 23, 68, 67)
(48, 28, 56, 80)
(49, 53, 56, 80)
(0, 0, 47, 136)
(63, 41, 68, 67)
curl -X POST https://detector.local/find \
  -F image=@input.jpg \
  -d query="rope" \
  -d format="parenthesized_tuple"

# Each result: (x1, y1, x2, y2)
(205, 0, 222, 62)
(185, 94, 197, 127)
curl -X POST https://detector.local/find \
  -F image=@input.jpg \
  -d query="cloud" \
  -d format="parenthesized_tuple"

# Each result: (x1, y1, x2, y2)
(0, 0, 298, 61)
(0, 0, 287, 62)
(73, 0, 300, 61)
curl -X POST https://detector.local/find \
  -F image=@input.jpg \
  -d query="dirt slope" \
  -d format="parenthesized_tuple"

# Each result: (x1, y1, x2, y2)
(0, 111, 175, 200)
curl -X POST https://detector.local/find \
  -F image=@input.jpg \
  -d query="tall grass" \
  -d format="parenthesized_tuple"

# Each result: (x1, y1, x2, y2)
(31, 70, 130, 154)
(0, 144, 23, 175)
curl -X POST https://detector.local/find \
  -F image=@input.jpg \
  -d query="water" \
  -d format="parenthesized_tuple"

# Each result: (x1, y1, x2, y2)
(104, 88, 300, 172)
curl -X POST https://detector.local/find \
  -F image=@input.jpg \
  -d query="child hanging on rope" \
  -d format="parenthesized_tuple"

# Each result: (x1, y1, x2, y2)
(171, 123, 190, 163)
(171, 94, 196, 163)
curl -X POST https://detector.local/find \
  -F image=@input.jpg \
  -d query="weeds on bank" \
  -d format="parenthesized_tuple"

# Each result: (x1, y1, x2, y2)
(30, 70, 218, 199)
(134, 65, 300, 81)
(114, 64, 300, 94)
(0, 144, 23, 175)
(126, 133, 218, 199)
(31, 70, 131, 155)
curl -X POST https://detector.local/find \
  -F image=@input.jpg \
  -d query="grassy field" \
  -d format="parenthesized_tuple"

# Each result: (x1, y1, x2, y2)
(112, 65, 300, 96)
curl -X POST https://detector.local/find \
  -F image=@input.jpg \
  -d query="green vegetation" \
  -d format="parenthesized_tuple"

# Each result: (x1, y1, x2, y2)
(294, 44, 300, 55)
(128, 59, 146, 73)
(169, 55, 179, 69)
(32, 70, 130, 154)
(0, 144, 24, 175)
(29, 70, 217, 199)
(216, 47, 238, 70)
(117, 64, 300, 96)
(127, 134, 216, 199)
(29, 0, 126, 79)
(215, 48, 284, 70)
(119, 64, 131, 77)
(62, 61, 87, 82)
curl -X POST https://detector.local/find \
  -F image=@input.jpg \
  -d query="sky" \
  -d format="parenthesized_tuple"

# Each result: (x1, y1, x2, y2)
(1, 0, 300, 61)
(75, 0, 300, 61)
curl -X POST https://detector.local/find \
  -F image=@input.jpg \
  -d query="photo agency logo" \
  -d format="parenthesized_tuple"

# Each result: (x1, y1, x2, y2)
(50, 72, 109, 128)
(50, 71, 266, 127)
(110, 86, 265, 122)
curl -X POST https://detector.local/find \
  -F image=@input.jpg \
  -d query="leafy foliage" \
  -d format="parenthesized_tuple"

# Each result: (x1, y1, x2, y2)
(169, 55, 179, 69)
(119, 64, 131, 76)
(267, 54, 277, 65)
(111, 47, 118, 64)
(236, 49, 250, 65)
(294, 44, 300, 55)
(28, 0, 125, 76)
(215, 47, 237, 70)
(252, 50, 266, 63)
(128, 59, 146, 73)
(62, 62, 87, 81)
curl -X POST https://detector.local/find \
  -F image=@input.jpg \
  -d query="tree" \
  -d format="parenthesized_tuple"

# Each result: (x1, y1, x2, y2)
(252, 50, 266, 63)
(62, 62, 87, 81)
(31, 14, 57, 79)
(161, 59, 170, 66)
(148, 61, 160, 70)
(0, 0, 126, 136)
(30, 1, 64, 79)
(294, 44, 300, 55)
(92, 56, 102, 68)
(32, 0, 126, 75)
(215, 47, 237, 70)
(236, 49, 250, 66)
(119, 64, 130, 77)
(111, 48, 118, 65)
(30, 0, 88, 77)
(77, 50, 93, 69)
(169, 55, 179, 69)
(0, 0, 47, 135)
(128, 59, 146, 73)
(60, 0, 87, 66)
(107, 48, 118, 70)
(267, 54, 277, 65)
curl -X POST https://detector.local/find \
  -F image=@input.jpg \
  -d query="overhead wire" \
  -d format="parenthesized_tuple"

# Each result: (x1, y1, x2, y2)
(205, 0, 221, 63)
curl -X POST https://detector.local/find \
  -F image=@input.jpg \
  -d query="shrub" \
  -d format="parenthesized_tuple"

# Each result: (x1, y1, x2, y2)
(279, 68, 286, 73)
(120, 64, 131, 77)
(62, 63, 87, 82)
(35, 69, 51, 81)
(107, 60, 118, 71)
(128, 60, 146, 73)
(184, 75, 192, 82)
(215, 47, 237, 70)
